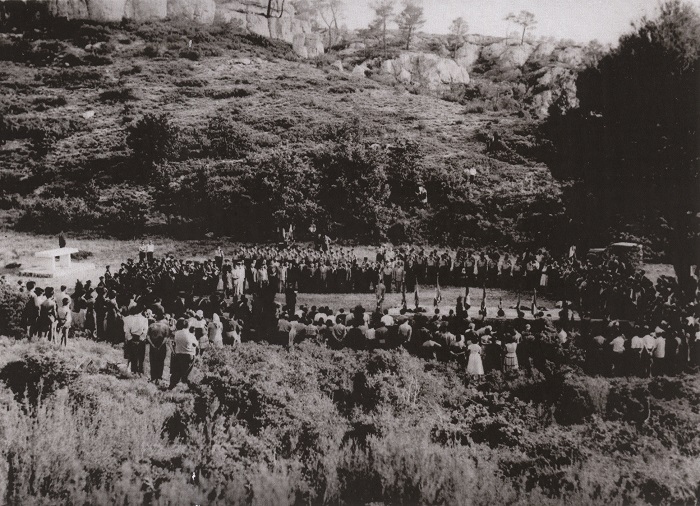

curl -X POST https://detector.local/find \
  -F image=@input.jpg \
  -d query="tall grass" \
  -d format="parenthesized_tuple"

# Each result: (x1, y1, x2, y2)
(0, 339, 698, 504)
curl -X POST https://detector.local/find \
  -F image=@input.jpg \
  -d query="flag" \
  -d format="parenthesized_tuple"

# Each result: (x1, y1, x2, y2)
(401, 276, 407, 308)
(434, 274, 442, 306)
(479, 286, 487, 317)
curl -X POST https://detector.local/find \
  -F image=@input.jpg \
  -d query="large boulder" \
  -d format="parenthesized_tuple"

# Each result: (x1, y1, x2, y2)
(49, 0, 128, 22)
(381, 52, 469, 89)
(557, 46, 584, 66)
(454, 43, 480, 70)
(352, 63, 369, 78)
(480, 41, 508, 61)
(126, 0, 168, 19)
(531, 90, 553, 116)
(531, 41, 556, 60)
(292, 32, 323, 58)
(497, 43, 533, 68)
(167, 0, 215, 23)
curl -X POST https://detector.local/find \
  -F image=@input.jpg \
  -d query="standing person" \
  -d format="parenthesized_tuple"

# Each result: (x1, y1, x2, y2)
(169, 319, 198, 389)
(503, 336, 518, 372)
(138, 241, 147, 263)
(147, 240, 155, 263)
(58, 231, 66, 249)
(285, 283, 298, 315)
(641, 330, 657, 378)
(23, 281, 38, 339)
(397, 317, 412, 347)
(208, 313, 224, 349)
(466, 338, 484, 376)
(123, 307, 149, 375)
(188, 310, 208, 352)
(653, 328, 667, 376)
(376, 279, 386, 313)
(214, 246, 224, 270)
(56, 297, 72, 346)
(147, 312, 171, 385)
(104, 291, 122, 344)
(84, 298, 96, 339)
(234, 261, 246, 297)
(610, 331, 627, 376)
(222, 259, 233, 297)
(629, 329, 645, 377)
(39, 287, 57, 341)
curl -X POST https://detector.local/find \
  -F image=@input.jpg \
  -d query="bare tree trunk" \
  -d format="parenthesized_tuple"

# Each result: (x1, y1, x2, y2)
(382, 20, 387, 58)
(521, 26, 525, 45)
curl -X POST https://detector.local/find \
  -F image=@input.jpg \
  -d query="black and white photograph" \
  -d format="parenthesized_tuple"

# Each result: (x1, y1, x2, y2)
(0, 0, 698, 503)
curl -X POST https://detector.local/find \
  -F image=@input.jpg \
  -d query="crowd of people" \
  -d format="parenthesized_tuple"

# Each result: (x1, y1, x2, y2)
(87, 243, 696, 323)
(12, 240, 700, 388)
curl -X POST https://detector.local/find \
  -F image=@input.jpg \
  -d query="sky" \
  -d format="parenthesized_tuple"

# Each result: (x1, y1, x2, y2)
(338, 0, 700, 45)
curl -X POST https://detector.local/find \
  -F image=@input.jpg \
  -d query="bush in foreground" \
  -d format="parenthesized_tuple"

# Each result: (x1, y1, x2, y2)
(0, 339, 698, 505)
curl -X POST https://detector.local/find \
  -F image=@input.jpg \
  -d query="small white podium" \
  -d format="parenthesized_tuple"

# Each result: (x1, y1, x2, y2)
(35, 247, 79, 274)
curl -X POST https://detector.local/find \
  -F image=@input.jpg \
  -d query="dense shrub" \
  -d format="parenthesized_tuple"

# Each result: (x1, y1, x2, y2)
(98, 189, 151, 238)
(206, 115, 252, 160)
(0, 281, 27, 338)
(98, 87, 139, 103)
(0, 350, 80, 403)
(0, 339, 697, 504)
(126, 113, 178, 173)
(16, 197, 96, 234)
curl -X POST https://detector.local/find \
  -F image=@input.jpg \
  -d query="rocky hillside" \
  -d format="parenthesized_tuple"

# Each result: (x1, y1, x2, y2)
(0, 17, 582, 246)
(3, 1, 590, 116)
(1, 0, 325, 57)
(336, 33, 588, 117)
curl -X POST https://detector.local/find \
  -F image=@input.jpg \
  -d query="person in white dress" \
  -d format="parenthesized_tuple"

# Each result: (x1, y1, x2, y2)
(467, 339, 484, 376)
(503, 337, 519, 371)
(208, 313, 224, 349)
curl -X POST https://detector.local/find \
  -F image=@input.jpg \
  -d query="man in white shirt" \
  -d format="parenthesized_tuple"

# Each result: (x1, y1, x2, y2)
(123, 307, 149, 375)
(641, 331, 657, 377)
(629, 331, 644, 377)
(610, 333, 626, 376)
(380, 309, 394, 327)
(397, 318, 412, 345)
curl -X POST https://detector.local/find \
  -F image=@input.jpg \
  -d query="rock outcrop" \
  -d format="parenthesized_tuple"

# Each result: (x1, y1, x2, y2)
(381, 52, 469, 89)
(168, 0, 215, 24)
(37, 0, 322, 58)
(557, 46, 584, 66)
(481, 41, 534, 68)
(292, 32, 324, 59)
(531, 41, 556, 60)
(454, 43, 480, 70)
(351, 63, 369, 77)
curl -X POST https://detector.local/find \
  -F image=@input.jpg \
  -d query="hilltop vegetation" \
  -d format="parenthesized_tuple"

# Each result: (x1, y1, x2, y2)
(0, 3, 692, 258)
(0, 17, 571, 249)
(1, 338, 699, 504)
